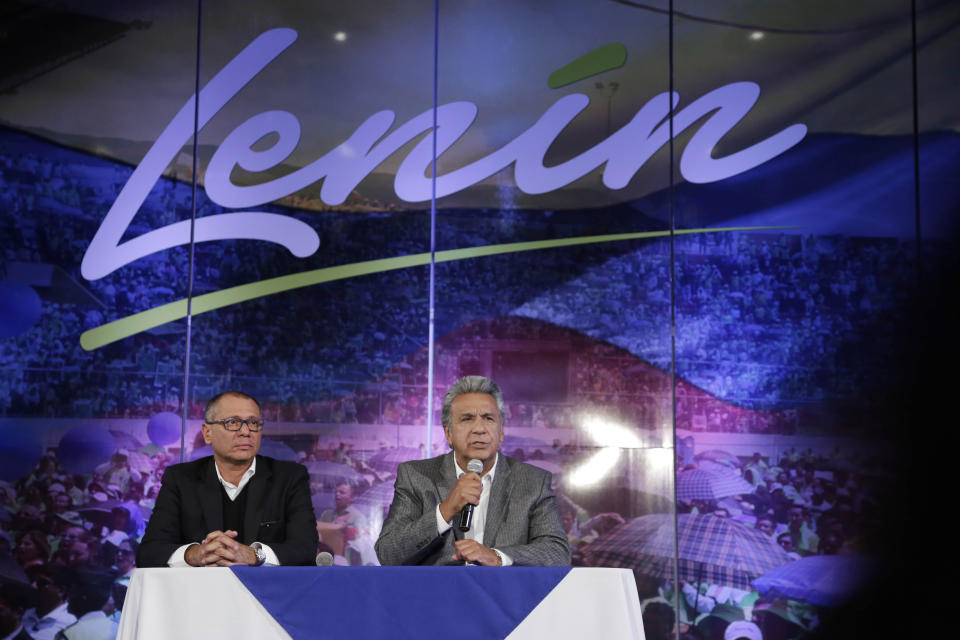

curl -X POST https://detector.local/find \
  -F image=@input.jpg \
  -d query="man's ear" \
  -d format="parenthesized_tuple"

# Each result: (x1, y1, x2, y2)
(201, 423, 212, 445)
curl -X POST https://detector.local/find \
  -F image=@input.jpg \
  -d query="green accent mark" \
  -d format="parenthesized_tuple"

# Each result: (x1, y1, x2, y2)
(79, 225, 795, 351)
(548, 43, 627, 89)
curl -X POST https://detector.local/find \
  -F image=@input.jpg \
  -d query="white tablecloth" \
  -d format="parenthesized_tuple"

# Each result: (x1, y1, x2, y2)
(118, 566, 645, 640)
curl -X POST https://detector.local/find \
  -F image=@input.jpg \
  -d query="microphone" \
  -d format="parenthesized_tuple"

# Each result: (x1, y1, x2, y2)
(315, 551, 334, 566)
(458, 459, 484, 531)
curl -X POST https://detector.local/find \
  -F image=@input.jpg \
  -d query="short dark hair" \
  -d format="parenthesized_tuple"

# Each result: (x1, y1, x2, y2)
(204, 391, 262, 423)
(441, 376, 504, 429)
(65, 567, 115, 616)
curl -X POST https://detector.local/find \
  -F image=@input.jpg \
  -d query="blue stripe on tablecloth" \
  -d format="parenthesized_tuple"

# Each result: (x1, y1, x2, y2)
(231, 566, 570, 640)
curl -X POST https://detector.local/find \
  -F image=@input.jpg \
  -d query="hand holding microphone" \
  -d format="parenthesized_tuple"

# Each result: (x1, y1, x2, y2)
(439, 459, 484, 526)
(458, 459, 485, 531)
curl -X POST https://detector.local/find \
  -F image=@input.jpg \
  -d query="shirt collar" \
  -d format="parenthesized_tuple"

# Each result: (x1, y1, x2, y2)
(214, 456, 257, 491)
(454, 453, 498, 483)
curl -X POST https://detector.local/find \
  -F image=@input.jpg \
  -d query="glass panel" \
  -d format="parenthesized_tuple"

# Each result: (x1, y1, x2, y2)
(0, 0, 197, 619)
(187, 2, 434, 545)
(0, 2, 197, 418)
(433, 0, 677, 596)
(672, 1, 920, 636)
(917, 0, 960, 244)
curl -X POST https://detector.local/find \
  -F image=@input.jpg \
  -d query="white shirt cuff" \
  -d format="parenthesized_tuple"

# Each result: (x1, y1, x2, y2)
(436, 505, 453, 535)
(253, 542, 280, 566)
(494, 549, 514, 566)
(167, 542, 280, 566)
(168, 544, 194, 567)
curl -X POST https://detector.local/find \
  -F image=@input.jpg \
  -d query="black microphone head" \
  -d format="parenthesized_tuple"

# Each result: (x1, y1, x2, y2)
(467, 459, 483, 474)
(315, 551, 334, 566)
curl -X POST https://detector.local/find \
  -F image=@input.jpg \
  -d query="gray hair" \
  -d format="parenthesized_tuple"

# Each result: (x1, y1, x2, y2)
(204, 391, 262, 423)
(441, 376, 505, 428)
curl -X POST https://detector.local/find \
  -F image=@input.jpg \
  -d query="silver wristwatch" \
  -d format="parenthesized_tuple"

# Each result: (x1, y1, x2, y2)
(252, 543, 266, 566)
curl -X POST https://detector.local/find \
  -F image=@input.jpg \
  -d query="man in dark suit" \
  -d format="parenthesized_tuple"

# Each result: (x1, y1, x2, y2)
(375, 376, 570, 566)
(138, 391, 318, 567)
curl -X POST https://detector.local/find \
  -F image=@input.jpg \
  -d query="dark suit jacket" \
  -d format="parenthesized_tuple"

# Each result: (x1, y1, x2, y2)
(375, 452, 570, 566)
(137, 455, 318, 567)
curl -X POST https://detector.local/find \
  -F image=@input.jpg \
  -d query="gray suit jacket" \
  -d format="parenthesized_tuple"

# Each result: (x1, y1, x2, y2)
(375, 452, 571, 566)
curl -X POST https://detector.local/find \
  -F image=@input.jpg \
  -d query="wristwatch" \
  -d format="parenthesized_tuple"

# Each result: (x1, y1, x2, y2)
(252, 542, 266, 566)
(493, 549, 504, 566)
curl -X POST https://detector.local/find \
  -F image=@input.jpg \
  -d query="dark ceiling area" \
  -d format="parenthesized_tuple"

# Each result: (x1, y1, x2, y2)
(0, 1, 148, 94)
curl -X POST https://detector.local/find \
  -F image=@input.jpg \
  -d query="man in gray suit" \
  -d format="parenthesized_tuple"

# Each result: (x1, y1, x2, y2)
(375, 376, 570, 566)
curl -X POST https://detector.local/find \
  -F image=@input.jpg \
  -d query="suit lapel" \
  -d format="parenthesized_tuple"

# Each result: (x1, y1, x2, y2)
(483, 455, 511, 548)
(242, 456, 268, 544)
(199, 458, 224, 534)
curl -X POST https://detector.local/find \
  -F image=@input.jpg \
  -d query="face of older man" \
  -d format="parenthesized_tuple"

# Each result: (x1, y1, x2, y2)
(444, 392, 504, 472)
(201, 394, 262, 468)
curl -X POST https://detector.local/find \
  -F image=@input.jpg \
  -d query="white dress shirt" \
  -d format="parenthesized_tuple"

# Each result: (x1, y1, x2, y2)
(435, 454, 513, 566)
(168, 457, 279, 566)
(21, 602, 76, 640)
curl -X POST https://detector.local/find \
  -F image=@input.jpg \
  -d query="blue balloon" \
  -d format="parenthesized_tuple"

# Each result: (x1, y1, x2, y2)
(147, 411, 182, 446)
(0, 422, 44, 481)
(0, 280, 42, 338)
(58, 424, 116, 475)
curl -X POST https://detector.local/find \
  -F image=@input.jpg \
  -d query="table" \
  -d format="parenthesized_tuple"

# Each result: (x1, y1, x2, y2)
(117, 566, 645, 639)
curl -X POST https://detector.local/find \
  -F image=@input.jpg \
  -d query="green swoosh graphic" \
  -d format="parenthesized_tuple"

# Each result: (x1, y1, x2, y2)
(79, 225, 794, 350)
(548, 43, 628, 89)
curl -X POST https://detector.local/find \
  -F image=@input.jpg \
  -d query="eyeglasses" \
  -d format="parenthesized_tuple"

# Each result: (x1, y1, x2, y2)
(209, 417, 264, 432)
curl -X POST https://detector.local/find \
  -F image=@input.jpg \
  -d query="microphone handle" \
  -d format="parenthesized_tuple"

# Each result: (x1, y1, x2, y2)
(459, 503, 474, 531)
(459, 459, 483, 532)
